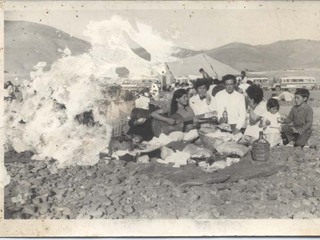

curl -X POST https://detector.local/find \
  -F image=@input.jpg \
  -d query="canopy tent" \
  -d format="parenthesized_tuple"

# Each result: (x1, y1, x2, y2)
(166, 54, 240, 80)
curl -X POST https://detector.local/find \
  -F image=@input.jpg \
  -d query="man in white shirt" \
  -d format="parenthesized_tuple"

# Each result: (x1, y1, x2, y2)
(240, 71, 248, 84)
(214, 74, 247, 133)
(189, 78, 216, 116)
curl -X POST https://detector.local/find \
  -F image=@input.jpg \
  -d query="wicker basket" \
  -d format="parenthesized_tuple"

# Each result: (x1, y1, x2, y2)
(198, 130, 218, 152)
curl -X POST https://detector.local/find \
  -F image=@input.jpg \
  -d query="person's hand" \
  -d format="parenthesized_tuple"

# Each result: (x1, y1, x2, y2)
(205, 93, 212, 105)
(265, 120, 271, 126)
(134, 118, 146, 125)
(233, 128, 241, 134)
(258, 122, 264, 128)
(189, 88, 197, 97)
(292, 127, 299, 134)
(247, 98, 255, 109)
(166, 118, 176, 126)
(219, 117, 226, 124)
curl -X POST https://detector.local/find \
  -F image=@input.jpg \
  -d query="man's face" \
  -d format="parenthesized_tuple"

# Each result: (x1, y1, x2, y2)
(225, 79, 235, 94)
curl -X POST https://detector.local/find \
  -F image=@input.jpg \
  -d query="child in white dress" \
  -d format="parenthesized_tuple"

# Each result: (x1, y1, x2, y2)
(260, 98, 283, 147)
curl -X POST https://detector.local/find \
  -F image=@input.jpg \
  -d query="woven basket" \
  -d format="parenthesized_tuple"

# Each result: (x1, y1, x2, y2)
(198, 130, 218, 152)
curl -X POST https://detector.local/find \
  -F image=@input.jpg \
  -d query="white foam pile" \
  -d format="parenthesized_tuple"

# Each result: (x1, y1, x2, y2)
(4, 16, 178, 167)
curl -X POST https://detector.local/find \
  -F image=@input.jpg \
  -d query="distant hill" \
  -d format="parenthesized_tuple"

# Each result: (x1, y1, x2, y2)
(206, 40, 320, 71)
(5, 20, 320, 82)
(134, 39, 320, 72)
(4, 20, 92, 82)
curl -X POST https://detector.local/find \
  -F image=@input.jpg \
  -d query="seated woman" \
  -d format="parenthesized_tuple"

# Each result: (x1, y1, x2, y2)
(243, 84, 268, 142)
(189, 78, 216, 116)
(151, 89, 195, 137)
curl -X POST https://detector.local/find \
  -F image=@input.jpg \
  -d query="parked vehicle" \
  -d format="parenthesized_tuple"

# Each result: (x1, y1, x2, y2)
(270, 76, 316, 91)
(247, 77, 270, 90)
(120, 78, 158, 92)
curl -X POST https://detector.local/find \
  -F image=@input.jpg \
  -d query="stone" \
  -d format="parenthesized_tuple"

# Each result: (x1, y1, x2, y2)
(267, 193, 279, 201)
(126, 212, 140, 219)
(62, 207, 72, 216)
(292, 201, 301, 209)
(220, 192, 230, 201)
(123, 205, 134, 214)
(38, 203, 51, 215)
(302, 199, 311, 206)
(22, 205, 36, 216)
(308, 197, 318, 206)
(106, 206, 116, 215)
(103, 198, 113, 207)
(90, 209, 104, 219)
(293, 212, 315, 219)
(38, 188, 51, 196)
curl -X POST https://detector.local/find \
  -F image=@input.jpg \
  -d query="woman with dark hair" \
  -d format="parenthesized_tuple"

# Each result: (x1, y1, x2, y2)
(243, 84, 268, 142)
(151, 88, 194, 136)
(189, 78, 216, 116)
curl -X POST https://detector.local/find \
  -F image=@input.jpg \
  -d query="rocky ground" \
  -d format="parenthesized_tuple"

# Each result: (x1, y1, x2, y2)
(4, 140, 320, 219)
(4, 91, 320, 219)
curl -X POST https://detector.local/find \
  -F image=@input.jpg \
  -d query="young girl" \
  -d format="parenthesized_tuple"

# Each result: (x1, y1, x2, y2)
(260, 98, 283, 147)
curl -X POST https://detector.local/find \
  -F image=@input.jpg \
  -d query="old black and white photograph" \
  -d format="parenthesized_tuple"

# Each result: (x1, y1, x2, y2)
(2, 0, 320, 236)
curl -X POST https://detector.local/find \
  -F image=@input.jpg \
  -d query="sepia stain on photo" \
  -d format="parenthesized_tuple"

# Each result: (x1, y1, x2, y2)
(2, 0, 320, 236)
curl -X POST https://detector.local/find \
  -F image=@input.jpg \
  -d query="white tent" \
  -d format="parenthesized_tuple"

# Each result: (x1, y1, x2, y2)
(166, 53, 240, 80)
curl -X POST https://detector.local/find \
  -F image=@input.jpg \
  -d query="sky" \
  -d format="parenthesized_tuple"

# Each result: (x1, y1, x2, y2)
(4, 1, 320, 50)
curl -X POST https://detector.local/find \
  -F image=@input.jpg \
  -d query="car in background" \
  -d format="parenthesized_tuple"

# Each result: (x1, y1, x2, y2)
(247, 77, 270, 90)
(270, 76, 316, 91)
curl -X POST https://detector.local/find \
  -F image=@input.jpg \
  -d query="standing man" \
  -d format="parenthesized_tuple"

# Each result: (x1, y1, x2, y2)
(214, 74, 247, 133)
(240, 71, 248, 84)
(199, 68, 210, 79)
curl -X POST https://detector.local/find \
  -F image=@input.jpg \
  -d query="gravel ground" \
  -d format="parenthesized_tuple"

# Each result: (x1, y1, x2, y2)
(4, 140, 320, 219)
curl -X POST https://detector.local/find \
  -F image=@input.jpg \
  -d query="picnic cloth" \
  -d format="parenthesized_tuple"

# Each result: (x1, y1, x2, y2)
(131, 156, 288, 187)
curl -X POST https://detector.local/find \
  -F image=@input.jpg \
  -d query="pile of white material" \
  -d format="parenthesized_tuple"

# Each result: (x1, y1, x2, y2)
(199, 157, 241, 173)
(148, 129, 199, 146)
(4, 16, 177, 167)
(206, 130, 248, 157)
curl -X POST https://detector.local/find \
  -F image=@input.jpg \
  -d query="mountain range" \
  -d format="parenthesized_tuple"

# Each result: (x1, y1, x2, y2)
(4, 20, 91, 82)
(4, 20, 320, 82)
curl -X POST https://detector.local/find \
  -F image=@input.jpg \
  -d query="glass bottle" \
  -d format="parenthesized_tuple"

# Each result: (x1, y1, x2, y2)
(252, 131, 270, 161)
(222, 107, 228, 123)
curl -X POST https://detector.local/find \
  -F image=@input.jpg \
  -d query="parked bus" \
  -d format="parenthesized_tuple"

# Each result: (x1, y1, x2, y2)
(120, 78, 159, 92)
(247, 77, 270, 90)
(271, 76, 316, 91)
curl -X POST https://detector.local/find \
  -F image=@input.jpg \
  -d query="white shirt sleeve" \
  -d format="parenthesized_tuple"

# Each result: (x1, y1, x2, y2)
(214, 91, 223, 118)
(189, 96, 197, 114)
(208, 97, 217, 112)
(236, 93, 247, 130)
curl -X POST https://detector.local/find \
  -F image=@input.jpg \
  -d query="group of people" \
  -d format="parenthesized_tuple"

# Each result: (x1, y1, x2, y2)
(128, 72, 313, 148)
